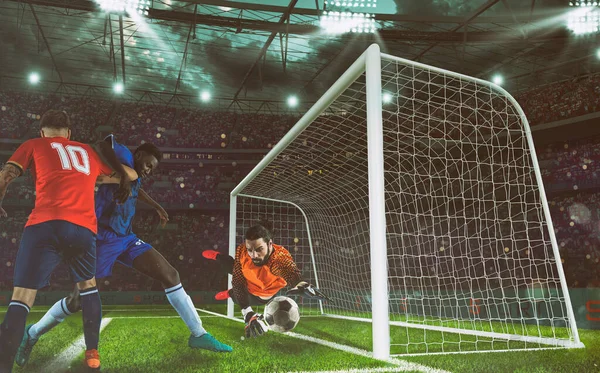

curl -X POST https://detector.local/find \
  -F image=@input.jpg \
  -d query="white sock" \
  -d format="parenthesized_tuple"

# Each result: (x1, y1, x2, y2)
(29, 298, 73, 340)
(165, 284, 206, 337)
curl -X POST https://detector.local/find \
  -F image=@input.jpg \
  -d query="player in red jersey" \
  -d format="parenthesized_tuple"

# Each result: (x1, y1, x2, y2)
(0, 110, 136, 373)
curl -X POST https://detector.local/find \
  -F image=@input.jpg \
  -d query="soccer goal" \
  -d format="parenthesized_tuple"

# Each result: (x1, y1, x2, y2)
(228, 44, 584, 359)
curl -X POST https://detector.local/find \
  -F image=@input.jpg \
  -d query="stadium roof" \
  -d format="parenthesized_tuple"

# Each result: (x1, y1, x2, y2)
(0, 0, 596, 109)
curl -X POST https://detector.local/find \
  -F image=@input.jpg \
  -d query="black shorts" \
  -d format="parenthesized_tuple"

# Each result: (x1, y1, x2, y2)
(13, 220, 96, 289)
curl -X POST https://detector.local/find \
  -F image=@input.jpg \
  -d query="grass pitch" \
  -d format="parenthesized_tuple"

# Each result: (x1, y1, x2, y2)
(0, 305, 599, 372)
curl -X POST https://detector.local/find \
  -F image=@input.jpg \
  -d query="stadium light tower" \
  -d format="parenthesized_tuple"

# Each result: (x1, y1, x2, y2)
(28, 72, 40, 85)
(569, 1, 600, 6)
(324, 0, 377, 8)
(94, 0, 150, 16)
(567, 3, 600, 35)
(287, 95, 299, 108)
(320, 11, 377, 34)
(200, 90, 211, 102)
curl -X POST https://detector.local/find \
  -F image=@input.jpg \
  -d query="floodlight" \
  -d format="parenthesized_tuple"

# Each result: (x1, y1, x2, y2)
(287, 95, 298, 107)
(320, 11, 377, 34)
(28, 72, 40, 85)
(94, 0, 150, 16)
(382, 92, 393, 103)
(113, 82, 124, 94)
(492, 75, 504, 85)
(200, 91, 211, 102)
(570, 1, 600, 6)
(325, 0, 376, 9)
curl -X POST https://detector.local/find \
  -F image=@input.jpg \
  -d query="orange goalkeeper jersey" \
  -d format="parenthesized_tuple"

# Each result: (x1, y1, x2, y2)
(233, 243, 302, 298)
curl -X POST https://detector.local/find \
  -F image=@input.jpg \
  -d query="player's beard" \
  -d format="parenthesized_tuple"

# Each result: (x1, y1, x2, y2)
(252, 246, 273, 266)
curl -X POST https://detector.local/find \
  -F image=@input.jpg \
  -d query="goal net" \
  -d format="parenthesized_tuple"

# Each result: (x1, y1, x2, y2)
(228, 44, 583, 358)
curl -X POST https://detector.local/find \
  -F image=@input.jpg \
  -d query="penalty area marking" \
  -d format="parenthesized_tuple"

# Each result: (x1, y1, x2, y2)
(195, 308, 450, 373)
(41, 318, 113, 373)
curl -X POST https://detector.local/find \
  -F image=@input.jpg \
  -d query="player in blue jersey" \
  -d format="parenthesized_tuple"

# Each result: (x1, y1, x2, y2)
(15, 135, 231, 367)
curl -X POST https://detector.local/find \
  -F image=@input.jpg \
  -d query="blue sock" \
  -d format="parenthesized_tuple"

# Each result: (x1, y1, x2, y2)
(29, 298, 73, 340)
(165, 284, 206, 337)
(0, 301, 30, 372)
(80, 287, 102, 351)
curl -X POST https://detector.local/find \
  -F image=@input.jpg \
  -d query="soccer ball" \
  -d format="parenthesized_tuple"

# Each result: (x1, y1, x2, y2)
(264, 296, 300, 332)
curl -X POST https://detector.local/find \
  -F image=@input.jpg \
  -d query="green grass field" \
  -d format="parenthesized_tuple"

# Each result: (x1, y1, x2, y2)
(1, 305, 599, 373)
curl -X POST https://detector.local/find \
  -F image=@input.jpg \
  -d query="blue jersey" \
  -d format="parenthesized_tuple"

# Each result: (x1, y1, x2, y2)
(95, 135, 142, 237)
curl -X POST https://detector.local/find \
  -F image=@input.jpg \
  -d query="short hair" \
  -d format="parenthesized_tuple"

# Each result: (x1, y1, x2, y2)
(134, 143, 162, 162)
(40, 110, 71, 130)
(245, 223, 273, 243)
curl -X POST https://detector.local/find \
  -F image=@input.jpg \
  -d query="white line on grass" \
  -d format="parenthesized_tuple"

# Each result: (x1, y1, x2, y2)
(42, 318, 113, 373)
(285, 332, 451, 373)
(110, 315, 220, 319)
(17, 308, 175, 313)
(196, 308, 235, 318)
(195, 308, 451, 373)
(290, 367, 438, 373)
(102, 308, 175, 312)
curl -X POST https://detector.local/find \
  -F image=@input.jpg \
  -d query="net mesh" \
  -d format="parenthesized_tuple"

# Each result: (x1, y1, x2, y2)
(235, 196, 322, 315)
(233, 54, 577, 354)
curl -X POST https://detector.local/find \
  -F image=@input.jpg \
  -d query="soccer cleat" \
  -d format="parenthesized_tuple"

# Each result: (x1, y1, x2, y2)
(202, 250, 220, 260)
(84, 349, 101, 370)
(15, 324, 38, 367)
(188, 333, 232, 352)
(215, 290, 231, 301)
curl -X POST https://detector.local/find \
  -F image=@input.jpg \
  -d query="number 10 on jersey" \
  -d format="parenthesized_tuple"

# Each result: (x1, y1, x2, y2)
(51, 142, 91, 175)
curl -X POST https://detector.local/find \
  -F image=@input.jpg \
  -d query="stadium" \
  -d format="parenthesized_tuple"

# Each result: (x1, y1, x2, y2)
(1, 0, 600, 372)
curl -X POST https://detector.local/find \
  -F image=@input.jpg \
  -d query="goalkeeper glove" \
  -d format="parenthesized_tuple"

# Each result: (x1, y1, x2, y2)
(243, 308, 269, 338)
(287, 281, 332, 302)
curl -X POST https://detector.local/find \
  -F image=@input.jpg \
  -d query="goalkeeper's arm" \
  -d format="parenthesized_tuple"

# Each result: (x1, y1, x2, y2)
(270, 249, 331, 302)
(232, 248, 269, 338)
(231, 250, 252, 310)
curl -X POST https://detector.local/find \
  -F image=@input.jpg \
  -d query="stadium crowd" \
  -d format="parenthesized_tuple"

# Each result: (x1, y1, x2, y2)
(1, 74, 598, 149)
(0, 91, 296, 149)
(2, 75, 600, 291)
(515, 74, 600, 126)
(538, 135, 600, 190)
(549, 192, 600, 288)
(0, 210, 228, 292)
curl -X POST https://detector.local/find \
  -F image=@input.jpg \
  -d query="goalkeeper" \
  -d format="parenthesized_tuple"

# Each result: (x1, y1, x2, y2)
(202, 223, 329, 339)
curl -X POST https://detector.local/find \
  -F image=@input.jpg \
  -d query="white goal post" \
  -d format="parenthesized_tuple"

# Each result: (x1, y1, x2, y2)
(228, 44, 584, 359)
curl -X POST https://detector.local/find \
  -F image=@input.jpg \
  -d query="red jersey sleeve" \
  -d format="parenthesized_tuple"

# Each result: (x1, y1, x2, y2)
(7, 140, 35, 173)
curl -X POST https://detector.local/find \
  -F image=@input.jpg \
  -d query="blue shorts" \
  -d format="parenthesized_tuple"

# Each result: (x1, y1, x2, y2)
(95, 231, 153, 279)
(14, 220, 96, 289)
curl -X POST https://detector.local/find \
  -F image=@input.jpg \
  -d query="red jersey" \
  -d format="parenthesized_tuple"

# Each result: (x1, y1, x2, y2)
(7, 137, 113, 234)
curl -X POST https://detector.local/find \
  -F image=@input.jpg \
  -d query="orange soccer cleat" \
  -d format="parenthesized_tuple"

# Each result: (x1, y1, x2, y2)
(85, 349, 101, 370)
